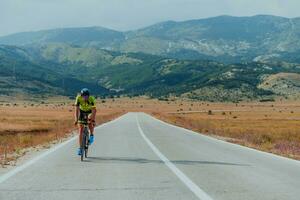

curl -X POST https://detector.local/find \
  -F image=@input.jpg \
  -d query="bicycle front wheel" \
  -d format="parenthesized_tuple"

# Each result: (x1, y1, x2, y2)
(81, 129, 87, 161)
(85, 132, 89, 158)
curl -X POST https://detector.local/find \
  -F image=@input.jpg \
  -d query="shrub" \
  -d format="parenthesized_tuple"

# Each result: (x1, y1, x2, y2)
(259, 98, 275, 102)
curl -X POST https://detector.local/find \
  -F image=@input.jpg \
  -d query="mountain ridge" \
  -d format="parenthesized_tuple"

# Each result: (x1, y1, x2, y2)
(1, 15, 300, 101)
(1, 15, 299, 63)
(2, 44, 300, 101)
(0, 14, 293, 38)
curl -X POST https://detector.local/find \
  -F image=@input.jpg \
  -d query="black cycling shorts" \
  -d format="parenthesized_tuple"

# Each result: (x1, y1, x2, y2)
(79, 110, 92, 124)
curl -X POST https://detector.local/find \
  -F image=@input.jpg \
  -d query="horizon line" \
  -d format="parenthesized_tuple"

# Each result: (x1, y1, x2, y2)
(0, 14, 299, 37)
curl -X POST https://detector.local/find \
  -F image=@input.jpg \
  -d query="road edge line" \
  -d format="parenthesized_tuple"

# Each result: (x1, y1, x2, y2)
(146, 113, 300, 165)
(136, 114, 213, 200)
(0, 113, 126, 184)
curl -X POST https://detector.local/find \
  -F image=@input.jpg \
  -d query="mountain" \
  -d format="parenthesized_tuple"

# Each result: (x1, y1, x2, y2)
(258, 72, 300, 98)
(0, 45, 109, 96)
(123, 15, 300, 62)
(2, 15, 300, 101)
(1, 15, 300, 63)
(1, 44, 300, 101)
(0, 27, 125, 49)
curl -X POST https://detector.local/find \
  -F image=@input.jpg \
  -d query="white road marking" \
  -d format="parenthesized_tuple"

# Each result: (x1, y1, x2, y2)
(0, 136, 77, 184)
(136, 114, 213, 200)
(0, 114, 125, 184)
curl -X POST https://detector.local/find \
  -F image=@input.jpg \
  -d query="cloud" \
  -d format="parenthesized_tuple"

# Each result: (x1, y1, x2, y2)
(0, 0, 299, 36)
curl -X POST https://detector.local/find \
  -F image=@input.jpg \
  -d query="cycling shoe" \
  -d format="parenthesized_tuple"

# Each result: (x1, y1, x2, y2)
(89, 135, 94, 144)
(77, 148, 82, 155)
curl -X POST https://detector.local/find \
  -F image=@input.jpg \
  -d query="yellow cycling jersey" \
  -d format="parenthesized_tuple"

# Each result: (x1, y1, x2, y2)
(75, 95, 96, 112)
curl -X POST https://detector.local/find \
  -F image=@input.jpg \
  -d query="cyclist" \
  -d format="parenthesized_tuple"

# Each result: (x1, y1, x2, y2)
(74, 88, 97, 155)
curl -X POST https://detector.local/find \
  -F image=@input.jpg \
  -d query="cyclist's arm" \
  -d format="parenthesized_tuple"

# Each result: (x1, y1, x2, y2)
(92, 106, 96, 115)
(75, 105, 80, 122)
(90, 96, 97, 121)
(74, 95, 80, 122)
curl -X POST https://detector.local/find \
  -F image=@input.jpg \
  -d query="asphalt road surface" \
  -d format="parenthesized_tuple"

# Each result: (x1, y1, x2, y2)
(1, 112, 300, 200)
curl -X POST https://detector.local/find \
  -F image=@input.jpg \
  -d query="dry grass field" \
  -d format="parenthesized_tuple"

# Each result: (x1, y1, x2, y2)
(0, 99, 125, 165)
(149, 100, 300, 160)
(1, 97, 300, 165)
(101, 97, 300, 160)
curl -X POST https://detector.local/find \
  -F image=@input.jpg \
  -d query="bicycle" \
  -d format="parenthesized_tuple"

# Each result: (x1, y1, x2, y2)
(79, 113, 90, 161)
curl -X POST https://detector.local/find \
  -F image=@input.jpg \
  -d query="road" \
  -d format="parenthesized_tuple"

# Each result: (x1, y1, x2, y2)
(1, 112, 300, 200)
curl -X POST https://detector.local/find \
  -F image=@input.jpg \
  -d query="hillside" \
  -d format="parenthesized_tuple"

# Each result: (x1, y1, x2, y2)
(2, 15, 300, 101)
(123, 15, 300, 62)
(1, 44, 300, 101)
(258, 73, 300, 99)
(0, 45, 109, 97)
(0, 27, 125, 48)
(1, 15, 300, 63)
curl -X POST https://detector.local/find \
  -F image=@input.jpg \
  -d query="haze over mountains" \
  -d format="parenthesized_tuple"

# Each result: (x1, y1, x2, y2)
(1, 15, 300, 101)
(1, 15, 300, 63)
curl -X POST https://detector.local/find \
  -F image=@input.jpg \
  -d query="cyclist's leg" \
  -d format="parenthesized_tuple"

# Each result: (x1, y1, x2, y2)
(88, 110, 95, 144)
(91, 108, 96, 120)
(78, 124, 84, 146)
(87, 123, 94, 145)
(78, 110, 85, 146)
(76, 123, 84, 155)
(88, 109, 96, 134)
(88, 120, 95, 134)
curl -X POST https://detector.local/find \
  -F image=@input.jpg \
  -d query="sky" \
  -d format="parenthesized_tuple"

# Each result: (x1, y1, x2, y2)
(0, 0, 300, 36)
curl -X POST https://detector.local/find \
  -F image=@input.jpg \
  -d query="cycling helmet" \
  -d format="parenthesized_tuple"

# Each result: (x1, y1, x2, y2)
(80, 88, 90, 96)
